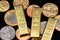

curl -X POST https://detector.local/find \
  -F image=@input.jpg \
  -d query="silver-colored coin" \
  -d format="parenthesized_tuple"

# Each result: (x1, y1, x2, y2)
(41, 21, 47, 34)
(55, 15, 60, 31)
(7, 12, 17, 24)
(43, 3, 58, 17)
(0, 26, 15, 40)
(56, 19, 60, 27)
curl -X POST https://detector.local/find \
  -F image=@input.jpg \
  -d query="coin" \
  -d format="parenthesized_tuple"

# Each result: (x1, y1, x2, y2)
(41, 21, 47, 34)
(0, 26, 15, 40)
(0, 1, 10, 12)
(4, 10, 17, 26)
(55, 15, 60, 31)
(27, 5, 39, 17)
(16, 28, 30, 40)
(43, 3, 58, 17)
(13, 0, 29, 9)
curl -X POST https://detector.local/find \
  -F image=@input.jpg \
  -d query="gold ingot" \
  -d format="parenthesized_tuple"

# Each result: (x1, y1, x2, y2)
(13, 0, 29, 9)
(4, 10, 17, 26)
(14, 5, 28, 35)
(55, 15, 60, 31)
(41, 18, 57, 40)
(27, 4, 39, 17)
(31, 7, 43, 38)
(43, 3, 58, 17)
(0, 1, 10, 12)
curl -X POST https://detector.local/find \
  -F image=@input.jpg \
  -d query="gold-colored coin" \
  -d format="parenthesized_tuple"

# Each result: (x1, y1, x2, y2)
(16, 28, 30, 40)
(0, 1, 10, 12)
(4, 10, 17, 26)
(55, 15, 60, 31)
(43, 3, 58, 17)
(13, 0, 29, 9)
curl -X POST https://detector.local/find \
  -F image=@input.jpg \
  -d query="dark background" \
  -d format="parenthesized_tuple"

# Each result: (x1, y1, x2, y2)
(0, 0, 60, 40)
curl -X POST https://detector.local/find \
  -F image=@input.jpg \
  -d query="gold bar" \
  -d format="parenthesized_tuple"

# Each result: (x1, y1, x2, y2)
(31, 7, 43, 37)
(14, 5, 28, 35)
(41, 18, 57, 40)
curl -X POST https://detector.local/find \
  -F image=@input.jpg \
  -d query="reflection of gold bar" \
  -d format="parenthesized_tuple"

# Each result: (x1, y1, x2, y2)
(41, 18, 57, 40)
(14, 5, 28, 35)
(31, 7, 43, 37)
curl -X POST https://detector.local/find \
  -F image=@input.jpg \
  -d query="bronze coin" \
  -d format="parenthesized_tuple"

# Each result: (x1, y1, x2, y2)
(27, 4, 39, 17)
(43, 3, 58, 17)
(16, 28, 30, 40)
